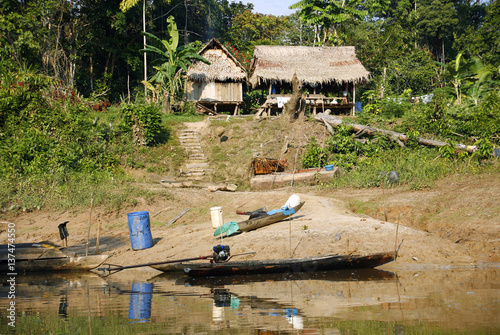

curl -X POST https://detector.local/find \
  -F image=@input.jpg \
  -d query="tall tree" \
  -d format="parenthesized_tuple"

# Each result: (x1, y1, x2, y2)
(75, 0, 144, 101)
(290, 0, 389, 46)
(454, 0, 499, 68)
(481, 0, 500, 68)
(120, 0, 174, 94)
(416, 0, 458, 64)
(0, 0, 50, 69)
(227, 10, 291, 56)
(141, 16, 209, 112)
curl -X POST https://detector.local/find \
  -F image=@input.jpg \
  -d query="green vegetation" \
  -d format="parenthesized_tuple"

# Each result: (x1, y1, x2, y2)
(0, 1, 499, 215)
(301, 90, 499, 190)
(0, 64, 188, 212)
(141, 16, 209, 110)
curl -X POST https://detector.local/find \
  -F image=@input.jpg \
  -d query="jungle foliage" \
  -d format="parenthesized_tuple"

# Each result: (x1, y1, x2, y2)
(1, 0, 499, 211)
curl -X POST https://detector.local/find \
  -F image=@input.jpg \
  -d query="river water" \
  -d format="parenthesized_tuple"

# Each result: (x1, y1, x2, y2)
(1, 266, 499, 334)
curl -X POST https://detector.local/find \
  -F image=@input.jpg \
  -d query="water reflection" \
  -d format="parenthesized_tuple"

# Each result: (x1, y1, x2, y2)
(58, 296, 69, 320)
(175, 267, 396, 287)
(0, 267, 499, 334)
(128, 282, 153, 322)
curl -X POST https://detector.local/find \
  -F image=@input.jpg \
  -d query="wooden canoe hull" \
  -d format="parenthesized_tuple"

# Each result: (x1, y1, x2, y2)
(237, 201, 305, 232)
(0, 243, 69, 261)
(184, 252, 396, 277)
(0, 255, 109, 272)
(151, 262, 200, 273)
(0, 243, 109, 272)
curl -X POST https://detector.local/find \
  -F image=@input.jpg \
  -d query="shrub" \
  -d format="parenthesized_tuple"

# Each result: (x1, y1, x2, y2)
(302, 137, 327, 168)
(121, 102, 163, 146)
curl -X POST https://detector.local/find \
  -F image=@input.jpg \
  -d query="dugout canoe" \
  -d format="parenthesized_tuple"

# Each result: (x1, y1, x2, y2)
(182, 251, 396, 277)
(0, 243, 109, 272)
(237, 201, 305, 232)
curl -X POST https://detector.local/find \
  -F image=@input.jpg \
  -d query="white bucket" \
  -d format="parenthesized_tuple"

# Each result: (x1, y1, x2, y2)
(210, 206, 224, 229)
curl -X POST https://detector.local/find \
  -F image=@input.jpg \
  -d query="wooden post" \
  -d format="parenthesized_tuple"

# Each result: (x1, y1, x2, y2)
(86, 193, 94, 257)
(95, 218, 101, 255)
(352, 84, 356, 116)
(142, 0, 147, 97)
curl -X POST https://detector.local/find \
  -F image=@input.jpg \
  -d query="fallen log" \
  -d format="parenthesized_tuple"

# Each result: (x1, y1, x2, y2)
(315, 113, 477, 153)
(250, 167, 342, 190)
(160, 180, 237, 192)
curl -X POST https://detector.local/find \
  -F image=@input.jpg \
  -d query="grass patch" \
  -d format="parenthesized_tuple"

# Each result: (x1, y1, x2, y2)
(347, 199, 379, 216)
(324, 146, 487, 191)
(0, 170, 174, 214)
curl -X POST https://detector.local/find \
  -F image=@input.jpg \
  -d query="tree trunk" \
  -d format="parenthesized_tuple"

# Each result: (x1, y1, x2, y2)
(162, 91, 171, 113)
(283, 73, 303, 122)
(315, 113, 478, 153)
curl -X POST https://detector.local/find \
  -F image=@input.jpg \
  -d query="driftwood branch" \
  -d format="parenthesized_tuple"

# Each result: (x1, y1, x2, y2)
(152, 207, 172, 218)
(165, 208, 190, 226)
(315, 113, 477, 153)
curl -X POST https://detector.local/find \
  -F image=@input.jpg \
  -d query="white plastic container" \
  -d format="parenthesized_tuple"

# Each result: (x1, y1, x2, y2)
(282, 194, 301, 209)
(210, 206, 224, 229)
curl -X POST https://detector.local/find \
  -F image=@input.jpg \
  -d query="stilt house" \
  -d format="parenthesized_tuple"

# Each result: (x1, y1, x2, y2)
(184, 38, 247, 114)
(249, 45, 370, 116)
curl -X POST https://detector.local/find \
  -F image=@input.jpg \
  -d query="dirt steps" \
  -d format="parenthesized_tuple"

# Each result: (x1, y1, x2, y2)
(178, 129, 212, 179)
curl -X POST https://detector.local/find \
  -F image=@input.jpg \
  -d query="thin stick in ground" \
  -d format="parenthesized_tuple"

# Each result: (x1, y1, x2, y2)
(86, 193, 94, 256)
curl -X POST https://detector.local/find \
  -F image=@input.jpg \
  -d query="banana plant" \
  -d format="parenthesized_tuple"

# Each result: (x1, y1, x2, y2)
(465, 57, 493, 105)
(437, 53, 471, 105)
(141, 16, 209, 111)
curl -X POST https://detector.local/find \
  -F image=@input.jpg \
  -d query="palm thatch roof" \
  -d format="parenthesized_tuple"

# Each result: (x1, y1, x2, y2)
(249, 45, 370, 87)
(186, 38, 247, 82)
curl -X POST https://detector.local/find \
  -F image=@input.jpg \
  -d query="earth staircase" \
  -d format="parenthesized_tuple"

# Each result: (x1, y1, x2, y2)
(178, 129, 212, 179)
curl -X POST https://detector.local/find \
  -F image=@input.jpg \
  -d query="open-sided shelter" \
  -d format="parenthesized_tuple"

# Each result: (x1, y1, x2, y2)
(249, 45, 370, 115)
(184, 38, 247, 114)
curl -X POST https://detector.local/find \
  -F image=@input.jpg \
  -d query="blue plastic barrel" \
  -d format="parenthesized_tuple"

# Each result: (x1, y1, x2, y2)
(128, 282, 153, 321)
(127, 211, 153, 250)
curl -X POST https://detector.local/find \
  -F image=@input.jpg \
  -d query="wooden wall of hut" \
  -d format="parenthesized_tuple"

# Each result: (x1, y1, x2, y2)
(185, 81, 243, 102)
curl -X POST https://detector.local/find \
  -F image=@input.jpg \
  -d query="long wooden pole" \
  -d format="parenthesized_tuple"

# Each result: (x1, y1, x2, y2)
(95, 218, 101, 255)
(86, 193, 93, 257)
(142, 0, 147, 96)
(394, 214, 400, 261)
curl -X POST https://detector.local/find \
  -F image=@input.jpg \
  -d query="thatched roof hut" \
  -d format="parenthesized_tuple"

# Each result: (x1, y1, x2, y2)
(185, 38, 247, 114)
(186, 38, 247, 83)
(249, 45, 369, 87)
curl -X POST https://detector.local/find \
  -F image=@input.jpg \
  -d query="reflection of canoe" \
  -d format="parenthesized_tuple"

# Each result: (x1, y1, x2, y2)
(237, 201, 305, 232)
(176, 268, 396, 287)
(0, 243, 108, 272)
(184, 252, 395, 277)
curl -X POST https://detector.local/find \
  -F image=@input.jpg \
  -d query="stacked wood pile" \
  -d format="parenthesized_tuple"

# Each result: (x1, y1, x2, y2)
(249, 158, 288, 176)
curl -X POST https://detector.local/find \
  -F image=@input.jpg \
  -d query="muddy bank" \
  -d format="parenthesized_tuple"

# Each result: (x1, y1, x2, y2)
(4, 187, 495, 277)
